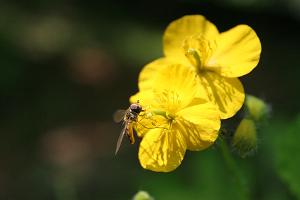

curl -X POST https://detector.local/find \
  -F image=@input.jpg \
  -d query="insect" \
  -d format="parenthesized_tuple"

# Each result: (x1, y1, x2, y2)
(113, 102, 144, 155)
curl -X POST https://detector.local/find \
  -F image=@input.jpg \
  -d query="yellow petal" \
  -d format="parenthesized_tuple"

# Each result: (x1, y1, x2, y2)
(138, 58, 172, 91)
(138, 127, 186, 172)
(176, 103, 221, 150)
(138, 58, 192, 91)
(197, 71, 245, 119)
(207, 25, 261, 77)
(152, 64, 198, 111)
(130, 91, 154, 107)
(163, 15, 219, 60)
(135, 64, 198, 113)
(135, 114, 168, 138)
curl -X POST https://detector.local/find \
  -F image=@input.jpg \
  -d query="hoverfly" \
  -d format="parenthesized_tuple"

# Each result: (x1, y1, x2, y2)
(113, 102, 144, 155)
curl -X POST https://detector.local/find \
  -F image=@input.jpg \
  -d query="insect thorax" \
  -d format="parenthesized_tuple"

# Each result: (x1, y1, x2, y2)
(126, 111, 139, 121)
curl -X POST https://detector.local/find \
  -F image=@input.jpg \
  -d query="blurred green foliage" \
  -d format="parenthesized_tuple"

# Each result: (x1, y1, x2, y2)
(0, 0, 299, 200)
(266, 116, 300, 199)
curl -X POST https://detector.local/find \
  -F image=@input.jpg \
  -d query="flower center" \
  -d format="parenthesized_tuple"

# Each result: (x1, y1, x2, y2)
(183, 35, 215, 73)
(151, 109, 175, 120)
(185, 48, 203, 73)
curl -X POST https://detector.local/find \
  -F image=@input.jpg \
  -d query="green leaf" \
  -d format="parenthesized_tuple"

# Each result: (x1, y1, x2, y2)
(266, 116, 300, 198)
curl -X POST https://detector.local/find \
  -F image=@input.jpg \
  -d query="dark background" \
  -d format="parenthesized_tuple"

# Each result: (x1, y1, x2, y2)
(0, 0, 299, 199)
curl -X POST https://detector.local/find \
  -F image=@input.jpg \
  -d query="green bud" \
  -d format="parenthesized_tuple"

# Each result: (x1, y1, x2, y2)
(245, 95, 269, 121)
(232, 118, 257, 158)
(132, 191, 154, 200)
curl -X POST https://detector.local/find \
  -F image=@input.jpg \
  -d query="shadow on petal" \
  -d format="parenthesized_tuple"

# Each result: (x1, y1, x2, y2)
(198, 71, 245, 119)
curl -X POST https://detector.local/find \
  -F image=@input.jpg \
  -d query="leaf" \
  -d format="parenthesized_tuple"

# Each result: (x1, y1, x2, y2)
(266, 116, 300, 198)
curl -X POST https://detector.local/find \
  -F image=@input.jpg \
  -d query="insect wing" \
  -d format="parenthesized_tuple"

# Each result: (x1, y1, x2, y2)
(115, 125, 127, 155)
(113, 109, 127, 123)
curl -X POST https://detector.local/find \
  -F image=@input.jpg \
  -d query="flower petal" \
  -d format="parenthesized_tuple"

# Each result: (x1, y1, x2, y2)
(130, 91, 154, 107)
(138, 58, 193, 91)
(135, 64, 198, 113)
(153, 64, 198, 110)
(176, 103, 221, 150)
(135, 114, 168, 138)
(163, 15, 219, 59)
(207, 25, 261, 77)
(138, 58, 171, 91)
(197, 71, 245, 119)
(139, 127, 186, 172)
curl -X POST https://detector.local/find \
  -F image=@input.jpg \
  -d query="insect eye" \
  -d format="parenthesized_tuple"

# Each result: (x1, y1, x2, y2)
(130, 104, 142, 113)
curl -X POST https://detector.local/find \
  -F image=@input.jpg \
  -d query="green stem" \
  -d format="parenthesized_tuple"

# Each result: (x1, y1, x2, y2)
(219, 138, 249, 200)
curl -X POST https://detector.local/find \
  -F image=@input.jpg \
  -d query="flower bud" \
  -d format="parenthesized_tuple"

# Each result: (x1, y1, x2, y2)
(245, 95, 269, 121)
(132, 191, 154, 200)
(232, 118, 257, 158)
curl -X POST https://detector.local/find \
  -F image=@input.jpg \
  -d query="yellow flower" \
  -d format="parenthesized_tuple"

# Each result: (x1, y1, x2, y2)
(138, 15, 261, 119)
(130, 65, 221, 172)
